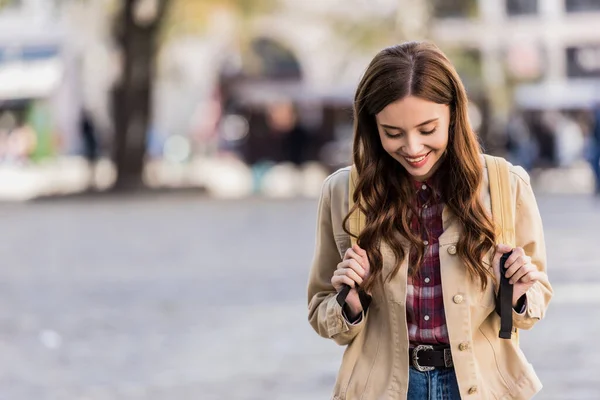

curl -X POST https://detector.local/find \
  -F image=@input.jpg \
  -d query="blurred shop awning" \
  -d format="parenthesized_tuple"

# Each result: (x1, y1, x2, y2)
(514, 79, 600, 110)
(228, 79, 355, 107)
(0, 58, 64, 101)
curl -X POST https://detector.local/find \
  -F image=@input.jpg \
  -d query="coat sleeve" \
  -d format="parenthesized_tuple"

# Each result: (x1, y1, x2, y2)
(307, 176, 367, 346)
(511, 170, 553, 330)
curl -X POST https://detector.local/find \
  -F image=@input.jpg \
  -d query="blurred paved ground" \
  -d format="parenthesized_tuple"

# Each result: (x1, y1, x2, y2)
(0, 193, 599, 399)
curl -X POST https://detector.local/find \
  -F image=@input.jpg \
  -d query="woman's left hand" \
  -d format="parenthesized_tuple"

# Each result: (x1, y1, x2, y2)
(493, 244, 544, 307)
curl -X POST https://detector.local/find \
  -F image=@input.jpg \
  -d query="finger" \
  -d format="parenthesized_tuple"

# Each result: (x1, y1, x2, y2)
(331, 275, 355, 291)
(344, 248, 358, 261)
(351, 244, 370, 269)
(518, 270, 541, 284)
(344, 250, 367, 271)
(346, 259, 366, 280)
(493, 243, 512, 271)
(347, 246, 370, 271)
(505, 255, 531, 279)
(336, 275, 356, 288)
(334, 265, 363, 282)
(344, 248, 366, 266)
(509, 263, 533, 284)
(341, 267, 364, 286)
(353, 244, 367, 257)
(505, 247, 526, 267)
(496, 243, 513, 254)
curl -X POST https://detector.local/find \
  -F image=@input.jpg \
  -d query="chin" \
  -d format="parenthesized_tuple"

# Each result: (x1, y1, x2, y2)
(396, 160, 433, 180)
(410, 170, 432, 181)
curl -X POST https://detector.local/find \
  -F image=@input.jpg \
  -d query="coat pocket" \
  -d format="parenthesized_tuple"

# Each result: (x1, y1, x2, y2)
(470, 277, 497, 309)
(476, 323, 542, 399)
(379, 242, 406, 305)
(336, 317, 382, 399)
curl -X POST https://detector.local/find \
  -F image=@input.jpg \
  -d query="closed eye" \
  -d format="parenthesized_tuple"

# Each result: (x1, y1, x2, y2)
(384, 130, 403, 139)
(420, 128, 436, 135)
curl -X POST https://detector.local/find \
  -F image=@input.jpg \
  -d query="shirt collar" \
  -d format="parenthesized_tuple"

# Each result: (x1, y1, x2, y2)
(412, 173, 442, 200)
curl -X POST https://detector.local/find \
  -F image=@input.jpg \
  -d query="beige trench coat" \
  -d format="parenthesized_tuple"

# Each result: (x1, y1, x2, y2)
(307, 161, 553, 400)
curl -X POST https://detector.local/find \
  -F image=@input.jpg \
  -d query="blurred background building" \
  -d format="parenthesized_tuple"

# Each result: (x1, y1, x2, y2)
(0, 0, 599, 199)
(0, 0, 76, 162)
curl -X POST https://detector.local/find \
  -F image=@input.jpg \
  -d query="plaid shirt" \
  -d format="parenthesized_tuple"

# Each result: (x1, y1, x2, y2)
(406, 178, 449, 346)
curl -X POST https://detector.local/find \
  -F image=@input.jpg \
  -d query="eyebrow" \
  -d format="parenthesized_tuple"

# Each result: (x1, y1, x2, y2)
(380, 118, 439, 131)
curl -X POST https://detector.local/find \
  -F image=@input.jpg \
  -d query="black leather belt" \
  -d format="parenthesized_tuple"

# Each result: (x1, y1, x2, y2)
(410, 345, 453, 372)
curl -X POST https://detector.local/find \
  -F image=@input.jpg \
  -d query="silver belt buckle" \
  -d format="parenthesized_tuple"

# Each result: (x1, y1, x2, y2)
(412, 344, 435, 372)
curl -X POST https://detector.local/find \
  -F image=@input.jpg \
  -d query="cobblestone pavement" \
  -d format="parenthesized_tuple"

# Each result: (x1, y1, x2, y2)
(0, 193, 599, 399)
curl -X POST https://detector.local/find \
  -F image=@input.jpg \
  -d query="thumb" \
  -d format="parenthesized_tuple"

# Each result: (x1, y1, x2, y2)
(492, 244, 512, 294)
(353, 243, 366, 257)
(496, 243, 513, 254)
(492, 243, 511, 272)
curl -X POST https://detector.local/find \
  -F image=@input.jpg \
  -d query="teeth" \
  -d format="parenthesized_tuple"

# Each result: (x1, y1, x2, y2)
(406, 155, 427, 163)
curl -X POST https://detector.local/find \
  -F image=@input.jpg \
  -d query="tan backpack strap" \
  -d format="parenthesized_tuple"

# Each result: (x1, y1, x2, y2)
(337, 165, 372, 309)
(484, 154, 517, 340)
(348, 165, 365, 246)
(484, 155, 515, 247)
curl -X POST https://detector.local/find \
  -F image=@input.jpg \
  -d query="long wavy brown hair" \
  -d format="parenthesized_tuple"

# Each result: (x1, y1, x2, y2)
(343, 41, 496, 292)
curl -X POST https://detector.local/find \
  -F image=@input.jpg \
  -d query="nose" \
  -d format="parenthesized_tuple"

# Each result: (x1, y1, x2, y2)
(401, 133, 424, 156)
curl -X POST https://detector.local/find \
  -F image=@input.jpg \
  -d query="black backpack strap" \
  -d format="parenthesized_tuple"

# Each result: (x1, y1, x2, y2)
(496, 251, 514, 339)
(485, 155, 517, 340)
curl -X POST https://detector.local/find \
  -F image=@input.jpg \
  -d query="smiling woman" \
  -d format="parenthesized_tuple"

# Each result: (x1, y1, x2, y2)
(307, 41, 552, 400)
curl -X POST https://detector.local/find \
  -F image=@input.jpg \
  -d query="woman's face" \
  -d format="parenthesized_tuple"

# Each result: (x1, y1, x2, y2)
(375, 95, 450, 182)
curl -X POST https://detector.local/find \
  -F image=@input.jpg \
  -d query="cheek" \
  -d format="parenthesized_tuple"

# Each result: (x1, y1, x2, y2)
(431, 131, 449, 150)
(379, 137, 397, 155)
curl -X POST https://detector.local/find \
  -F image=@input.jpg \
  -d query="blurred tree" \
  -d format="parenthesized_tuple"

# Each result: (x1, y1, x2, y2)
(59, 0, 276, 191)
(113, 0, 277, 190)
(111, 0, 170, 190)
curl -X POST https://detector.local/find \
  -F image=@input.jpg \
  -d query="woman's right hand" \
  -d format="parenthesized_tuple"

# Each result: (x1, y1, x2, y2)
(331, 244, 371, 319)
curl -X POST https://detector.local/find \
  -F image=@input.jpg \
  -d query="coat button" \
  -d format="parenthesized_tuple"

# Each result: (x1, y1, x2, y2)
(468, 386, 478, 395)
(453, 294, 464, 304)
(447, 245, 457, 255)
(459, 342, 469, 351)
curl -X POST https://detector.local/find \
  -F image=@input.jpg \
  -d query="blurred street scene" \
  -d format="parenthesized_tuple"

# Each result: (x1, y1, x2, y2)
(1, 0, 600, 399)
(0, 0, 599, 199)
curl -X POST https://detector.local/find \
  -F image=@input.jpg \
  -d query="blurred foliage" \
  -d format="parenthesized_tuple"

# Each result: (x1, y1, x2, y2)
(329, 14, 399, 53)
(162, 0, 279, 39)
(430, 0, 478, 19)
(0, 0, 20, 10)
(445, 47, 484, 92)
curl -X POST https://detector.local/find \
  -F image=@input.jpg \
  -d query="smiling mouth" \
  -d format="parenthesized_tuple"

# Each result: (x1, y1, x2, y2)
(404, 151, 431, 163)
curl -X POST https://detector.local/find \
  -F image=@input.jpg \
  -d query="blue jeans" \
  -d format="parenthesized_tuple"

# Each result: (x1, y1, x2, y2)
(408, 367, 461, 400)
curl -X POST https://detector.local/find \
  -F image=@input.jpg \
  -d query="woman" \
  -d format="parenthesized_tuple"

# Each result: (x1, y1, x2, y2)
(307, 41, 552, 399)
